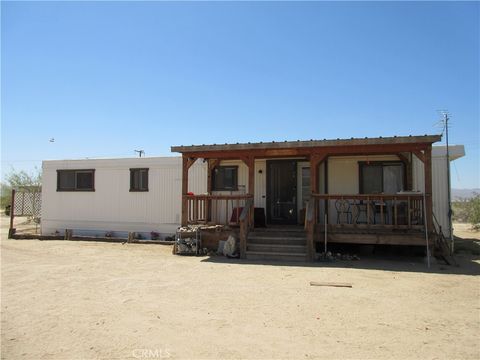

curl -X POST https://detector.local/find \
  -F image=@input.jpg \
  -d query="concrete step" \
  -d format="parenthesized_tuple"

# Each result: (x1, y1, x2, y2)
(248, 235, 307, 245)
(246, 251, 307, 262)
(247, 243, 306, 254)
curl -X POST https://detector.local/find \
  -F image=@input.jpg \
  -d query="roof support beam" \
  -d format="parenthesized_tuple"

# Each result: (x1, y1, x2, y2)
(412, 150, 425, 163)
(178, 143, 435, 161)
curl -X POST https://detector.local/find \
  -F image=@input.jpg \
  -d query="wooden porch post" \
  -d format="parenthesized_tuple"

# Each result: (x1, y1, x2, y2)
(310, 157, 319, 194)
(397, 152, 412, 191)
(8, 189, 15, 238)
(424, 146, 433, 233)
(246, 157, 255, 228)
(181, 156, 189, 226)
(181, 156, 198, 226)
(307, 154, 324, 261)
(206, 159, 220, 223)
(240, 155, 255, 227)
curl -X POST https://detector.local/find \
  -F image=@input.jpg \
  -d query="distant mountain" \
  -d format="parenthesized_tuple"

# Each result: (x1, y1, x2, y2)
(452, 188, 480, 201)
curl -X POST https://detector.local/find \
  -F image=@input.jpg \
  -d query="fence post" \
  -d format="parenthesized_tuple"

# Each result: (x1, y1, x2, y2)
(8, 189, 16, 238)
(64, 229, 73, 240)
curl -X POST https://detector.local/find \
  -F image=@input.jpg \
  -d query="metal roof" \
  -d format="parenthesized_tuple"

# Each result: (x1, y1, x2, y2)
(171, 134, 442, 153)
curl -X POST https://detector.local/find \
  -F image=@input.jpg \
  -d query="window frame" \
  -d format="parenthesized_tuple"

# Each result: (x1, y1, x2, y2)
(211, 165, 238, 191)
(56, 169, 95, 192)
(130, 168, 149, 192)
(358, 161, 405, 194)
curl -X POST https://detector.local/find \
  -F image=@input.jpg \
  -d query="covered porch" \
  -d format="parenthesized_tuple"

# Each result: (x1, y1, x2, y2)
(172, 135, 441, 261)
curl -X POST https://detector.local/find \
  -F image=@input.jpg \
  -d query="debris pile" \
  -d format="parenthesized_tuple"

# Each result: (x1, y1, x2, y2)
(199, 247, 217, 256)
(176, 237, 198, 254)
(176, 224, 225, 233)
(317, 251, 360, 262)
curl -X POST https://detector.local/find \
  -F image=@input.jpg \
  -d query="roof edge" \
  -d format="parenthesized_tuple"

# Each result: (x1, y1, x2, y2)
(171, 134, 442, 153)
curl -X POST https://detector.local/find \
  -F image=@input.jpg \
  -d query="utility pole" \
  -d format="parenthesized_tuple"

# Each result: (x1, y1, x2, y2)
(134, 150, 145, 158)
(443, 112, 454, 254)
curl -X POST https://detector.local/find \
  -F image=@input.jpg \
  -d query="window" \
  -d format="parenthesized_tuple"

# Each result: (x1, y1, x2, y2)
(359, 162, 404, 194)
(130, 168, 149, 191)
(57, 170, 95, 191)
(212, 166, 238, 191)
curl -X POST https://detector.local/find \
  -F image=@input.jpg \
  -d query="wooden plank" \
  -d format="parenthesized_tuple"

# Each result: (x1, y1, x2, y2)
(312, 194, 423, 200)
(225, 199, 228, 225)
(320, 232, 431, 246)
(181, 156, 189, 226)
(171, 135, 441, 153)
(205, 160, 217, 221)
(380, 202, 384, 224)
(412, 150, 425, 163)
(239, 219, 247, 259)
(326, 224, 424, 230)
(305, 200, 315, 261)
(407, 196, 411, 228)
(367, 197, 370, 225)
(175, 142, 438, 161)
(193, 198, 198, 222)
(310, 281, 352, 288)
(246, 156, 255, 228)
(9, 189, 15, 233)
(186, 157, 197, 170)
(397, 152, 413, 190)
(394, 197, 398, 226)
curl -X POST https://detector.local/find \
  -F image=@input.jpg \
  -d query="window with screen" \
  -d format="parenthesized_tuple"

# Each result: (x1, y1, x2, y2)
(130, 168, 149, 191)
(212, 166, 238, 191)
(359, 162, 404, 194)
(57, 170, 95, 191)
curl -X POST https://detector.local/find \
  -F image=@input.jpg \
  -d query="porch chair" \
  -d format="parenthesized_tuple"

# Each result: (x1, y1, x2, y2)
(353, 200, 376, 224)
(335, 199, 352, 224)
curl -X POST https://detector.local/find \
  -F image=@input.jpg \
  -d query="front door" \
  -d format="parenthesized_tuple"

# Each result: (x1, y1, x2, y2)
(267, 160, 297, 224)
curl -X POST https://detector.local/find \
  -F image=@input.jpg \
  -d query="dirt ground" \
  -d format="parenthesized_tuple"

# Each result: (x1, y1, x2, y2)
(1, 217, 480, 359)
(453, 222, 480, 241)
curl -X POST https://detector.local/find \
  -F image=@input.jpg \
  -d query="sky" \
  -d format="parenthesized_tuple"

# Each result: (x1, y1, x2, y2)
(1, 1, 479, 189)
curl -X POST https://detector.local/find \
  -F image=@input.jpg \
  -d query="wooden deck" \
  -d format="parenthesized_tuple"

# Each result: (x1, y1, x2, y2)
(316, 227, 430, 246)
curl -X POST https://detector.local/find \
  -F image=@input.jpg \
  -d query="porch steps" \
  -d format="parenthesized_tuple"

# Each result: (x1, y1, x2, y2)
(247, 244, 306, 254)
(246, 227, 307, 262)
(246, 251, 307, 262)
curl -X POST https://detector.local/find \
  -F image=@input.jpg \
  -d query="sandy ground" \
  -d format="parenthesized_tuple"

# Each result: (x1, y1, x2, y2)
(1, 217, 480, 359)
(454, 222, 480, 241)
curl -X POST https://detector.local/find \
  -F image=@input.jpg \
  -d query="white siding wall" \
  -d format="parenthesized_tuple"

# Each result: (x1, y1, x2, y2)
(41, 157, 207, 236)
(41, 150, 457, 238)
(412, 156, 425, 192)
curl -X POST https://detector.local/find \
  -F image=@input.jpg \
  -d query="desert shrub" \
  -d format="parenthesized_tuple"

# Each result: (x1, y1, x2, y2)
(1, 168, 42, 211)
(452, 201, 470, 223)
(467, 195, 480, 226)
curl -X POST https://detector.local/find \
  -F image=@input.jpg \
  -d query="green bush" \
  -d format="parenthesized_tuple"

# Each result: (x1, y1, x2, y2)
(452, 194, 480, 227)
(468, 195, 480, 226)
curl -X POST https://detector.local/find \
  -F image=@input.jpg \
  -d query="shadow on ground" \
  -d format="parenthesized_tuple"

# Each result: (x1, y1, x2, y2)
(200, 241, 480, 276)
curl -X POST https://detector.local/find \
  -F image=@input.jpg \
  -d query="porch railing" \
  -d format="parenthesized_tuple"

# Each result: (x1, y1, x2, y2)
(310, 193, 426, 230)
(183, 194, 254, 226)
(239, 198, 254, 258)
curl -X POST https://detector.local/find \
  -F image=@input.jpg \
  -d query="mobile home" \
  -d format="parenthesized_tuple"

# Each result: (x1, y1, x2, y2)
(41, 135, 464, 261)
